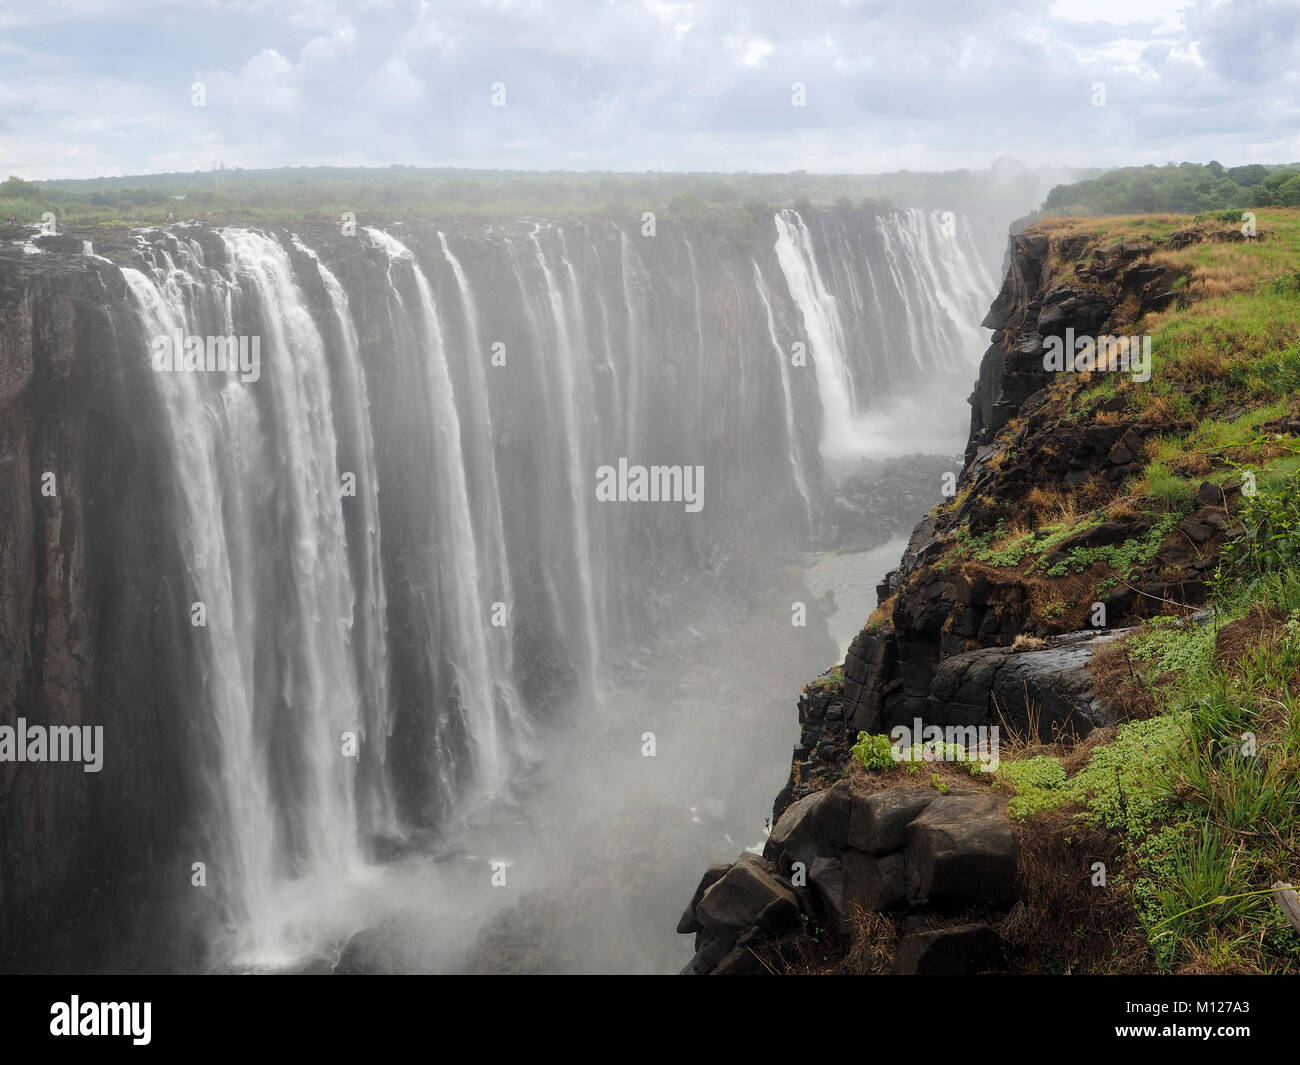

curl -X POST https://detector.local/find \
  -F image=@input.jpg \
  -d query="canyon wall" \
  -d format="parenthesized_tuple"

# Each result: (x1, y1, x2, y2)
(0, 205, 993, 971)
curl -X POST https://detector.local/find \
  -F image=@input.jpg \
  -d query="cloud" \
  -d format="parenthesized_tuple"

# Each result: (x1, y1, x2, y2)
(1, 0, 1298, 178)
(370, 56, 424, 104)
(739, 39, 774, 66)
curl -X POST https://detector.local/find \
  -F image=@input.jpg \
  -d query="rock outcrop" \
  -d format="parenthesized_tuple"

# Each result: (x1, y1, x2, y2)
(680, 221, 1250, 974)
(678, 782, 1018, 974)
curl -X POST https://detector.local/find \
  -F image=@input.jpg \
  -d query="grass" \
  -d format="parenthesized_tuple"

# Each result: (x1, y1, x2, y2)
(912, 209, 1300, 972)
(997, 471, 1300, 972)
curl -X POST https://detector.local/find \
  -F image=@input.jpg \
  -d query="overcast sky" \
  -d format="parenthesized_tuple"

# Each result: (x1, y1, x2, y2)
(1, 0, 1297, 180)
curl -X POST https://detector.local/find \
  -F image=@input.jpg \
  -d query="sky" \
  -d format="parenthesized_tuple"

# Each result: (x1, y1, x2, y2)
(0, 0, 1297, 180)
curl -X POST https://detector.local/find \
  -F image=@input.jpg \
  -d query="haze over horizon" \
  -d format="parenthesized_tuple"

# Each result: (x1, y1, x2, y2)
(2, 0, 1298, 181)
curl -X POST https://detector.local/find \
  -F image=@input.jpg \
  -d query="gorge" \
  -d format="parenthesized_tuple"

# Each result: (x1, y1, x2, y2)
(0, 202, 1003, 973)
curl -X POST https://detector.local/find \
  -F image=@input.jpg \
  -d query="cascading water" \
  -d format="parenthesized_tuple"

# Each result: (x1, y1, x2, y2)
(773, 207, 997, 461)
(124, 230, 370, 964)
(753, 261, 815, 534)
(98, 205, 996, 971)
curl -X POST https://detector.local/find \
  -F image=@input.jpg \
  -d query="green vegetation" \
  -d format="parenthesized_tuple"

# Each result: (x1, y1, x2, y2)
(1042, 161, 1300, 216)
(849, 730, 991, 776)
(953, 206, 1300, 972)
(804, 666, 844, 693)
(1002, 470, 1300, 972)
(850, 732, 897, 771)
(999, 716, 1183, 828)
(1043, 512, 1181, 583)
(1220, 469, 1300, 579)
(2, 161, 1061, 229)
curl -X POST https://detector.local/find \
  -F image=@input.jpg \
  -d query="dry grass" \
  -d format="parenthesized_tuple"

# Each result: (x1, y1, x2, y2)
(1179, 344, 1233, 383)
(1029, 213, 1189, 244)
(842, 907, 901, 975)
(1025, 484, 1081, 526)
(1075, 472, 1114, 511)
(865, 593, 896, 632)
(1104, 494, 1143, 522)
(755, 905, 899, 975)
(1138, 392, 1184, 422)
(1214, 603, 1286, 669)
(1088, 638, 1158, 720)
(1001, 810, 1153, 974)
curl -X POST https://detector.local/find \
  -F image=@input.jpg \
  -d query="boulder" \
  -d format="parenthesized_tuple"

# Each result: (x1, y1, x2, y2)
(713, 927, 766, 975)
(755, 893, 801, 935)
(904, 793, 1017, 908)
(843, 849, 908, 914)
(847, 788, 935, 854)
(924, 628, 1130, 740)
(677, 862, 731, 934)
(696, 853, 799, 934)
(891, 922, 1007, 974)
(808, 856, 847, 934)
(765, 779, 851, 867)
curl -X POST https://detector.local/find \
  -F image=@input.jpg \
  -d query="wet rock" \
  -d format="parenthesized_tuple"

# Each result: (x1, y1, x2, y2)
(905, 793, 1017, 909)
(334, 928, 398, 975)
(808, 856, 847, 935)
(713, 927, 766, 975)
(843, 849, 907, 913)
(765, 779, 851, 867)
(925, 629, 1129, 739)
(677, 861, 732, 934)
(891, 921, 1006, 975)
(755, 893, 801, 935)
(1176, 517, 1213, 545)
(696, 854, 798, 934)
(847, 788, 935, 854)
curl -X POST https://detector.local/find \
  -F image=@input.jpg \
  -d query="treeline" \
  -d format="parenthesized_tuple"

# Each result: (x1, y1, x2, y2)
(1042, 161, 1300, 216)
(3, 162, 1068, 229)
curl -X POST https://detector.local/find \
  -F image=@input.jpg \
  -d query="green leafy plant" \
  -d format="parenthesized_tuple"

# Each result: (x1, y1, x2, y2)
(850, 731, 897, 771)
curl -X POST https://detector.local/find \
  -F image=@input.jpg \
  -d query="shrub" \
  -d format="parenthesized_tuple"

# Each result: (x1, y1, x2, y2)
(850, 731, 897, 771)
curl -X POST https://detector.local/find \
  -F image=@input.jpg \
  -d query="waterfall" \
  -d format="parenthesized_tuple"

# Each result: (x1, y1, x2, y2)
(773, 209, 862, 461)
(363, 227, 508, 807)
(753, 261, 814, 534)
(773, 207, 994, 460)
(122, 254, 282, 946)
(436, 231, 537, 772)
(526, 225, 603, 696)
(95, 204, 995, 968)
(124, 229, 371, 963)
(292, 237, 395, 834)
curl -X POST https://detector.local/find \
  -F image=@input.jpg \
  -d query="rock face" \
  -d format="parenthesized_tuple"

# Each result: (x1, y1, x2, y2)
(677, 783, 1018, 974)
(925, 628, 1132, 738)
(768, 225, 1244, 819)
(904, 793, 1017, 908)
(0, 249, 199, 972)
(681, 853, 801, 975)
(679, 222, 1249, 974)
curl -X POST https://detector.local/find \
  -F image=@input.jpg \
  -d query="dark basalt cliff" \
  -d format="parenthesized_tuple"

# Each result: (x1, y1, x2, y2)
(2, 206, 988, 974)
(0, 248, 198, 971)
(679, 224, 1258, 975)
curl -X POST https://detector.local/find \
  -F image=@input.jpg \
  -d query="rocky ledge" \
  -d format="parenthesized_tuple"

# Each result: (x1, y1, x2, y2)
(679, 781, 1017, 975)
(680, 219, 1257, 974)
